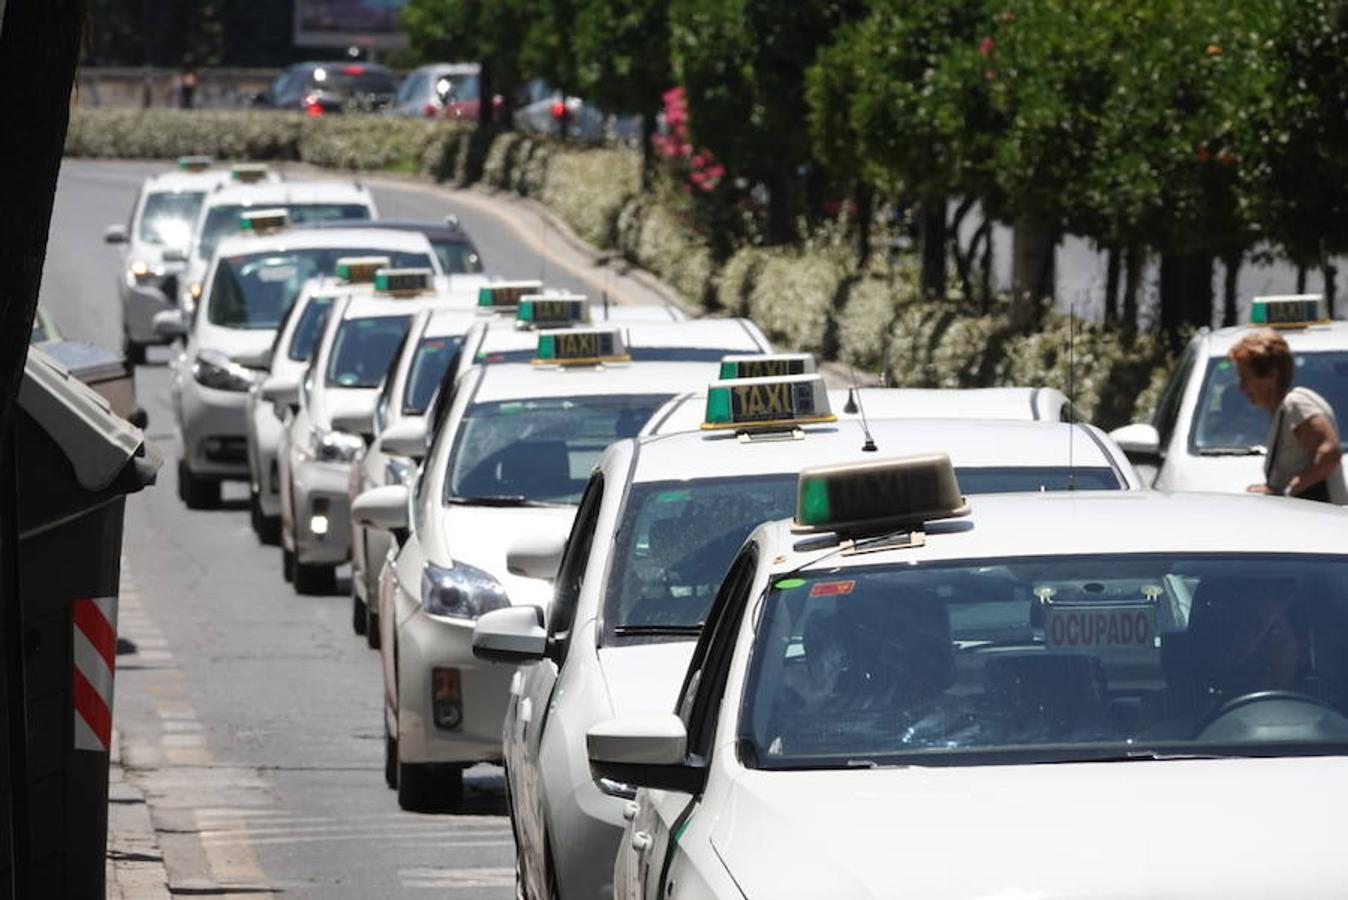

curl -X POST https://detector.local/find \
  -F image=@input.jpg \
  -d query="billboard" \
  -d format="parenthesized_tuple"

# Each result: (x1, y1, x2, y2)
(294, 0, 410, 49)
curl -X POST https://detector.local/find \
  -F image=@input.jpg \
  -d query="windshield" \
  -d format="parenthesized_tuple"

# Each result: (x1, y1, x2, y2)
(310, 69, 396, 95)
(325, 316, 412, 388)
(446, 393, 668, 504)
(741, 554, 1348, 769)
(1192, 352, 1348, 453)
(206, 248, 430, 330)
(286, 297, 334, 361)
(197, 203, 373, 261)
(138, 191, 204, 247)
(606, 468, 1122, 644)
(431, 239, 483, 274)
(403, 335, 462, 414)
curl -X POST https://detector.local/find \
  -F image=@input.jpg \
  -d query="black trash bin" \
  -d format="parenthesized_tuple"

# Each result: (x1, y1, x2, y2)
(0, 345, 160, 898)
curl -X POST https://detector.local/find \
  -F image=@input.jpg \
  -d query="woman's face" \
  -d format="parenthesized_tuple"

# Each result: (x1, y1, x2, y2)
(1235, 359, 1282, 412)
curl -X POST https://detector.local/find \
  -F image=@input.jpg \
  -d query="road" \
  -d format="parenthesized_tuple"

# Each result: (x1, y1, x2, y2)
(40, 160, 640, 897)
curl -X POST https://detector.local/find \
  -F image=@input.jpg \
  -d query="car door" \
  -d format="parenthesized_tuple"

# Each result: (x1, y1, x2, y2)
(635, 547, 759, 900)
(512, 472, 605, 895)
(1152, 342, 1200, 489)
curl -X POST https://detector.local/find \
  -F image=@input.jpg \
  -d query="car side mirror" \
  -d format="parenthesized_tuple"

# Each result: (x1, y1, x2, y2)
(352, 484, 410, 531)
(506, 532, 566, 581)
(379, 417, 428, 460)
(162, 246, 188, 263)
(332, 405, 376, 442)
(587, 715, 706, 794)
(232, 348, 272, 369)
(472, 606, 547, 664)
(260, 376, 299, 415)
(1109, 423, 1162, 462)
(151, 308, 187, 338)
(104, 225, 128, 244)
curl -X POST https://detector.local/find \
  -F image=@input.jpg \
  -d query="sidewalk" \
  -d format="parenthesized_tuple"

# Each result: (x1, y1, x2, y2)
(106, 733, 172, 900)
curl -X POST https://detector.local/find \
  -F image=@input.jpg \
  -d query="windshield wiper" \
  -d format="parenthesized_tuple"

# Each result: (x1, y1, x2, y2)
(613, 624, 702, 637)
(1196, 446, 1263, 457)
(446, 495, 552, 508)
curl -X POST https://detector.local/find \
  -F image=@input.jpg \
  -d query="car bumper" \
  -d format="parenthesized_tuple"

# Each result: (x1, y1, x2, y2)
(291, 460, 354, 565)
(181, 380, 251, 479)
(395, 609, 512, 765)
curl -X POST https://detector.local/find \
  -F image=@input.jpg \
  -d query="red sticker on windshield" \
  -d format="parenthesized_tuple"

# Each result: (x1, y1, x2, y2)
(810, 580, 855, 598)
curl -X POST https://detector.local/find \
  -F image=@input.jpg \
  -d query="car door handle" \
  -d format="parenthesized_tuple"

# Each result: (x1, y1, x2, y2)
(631, 831, 652, 853)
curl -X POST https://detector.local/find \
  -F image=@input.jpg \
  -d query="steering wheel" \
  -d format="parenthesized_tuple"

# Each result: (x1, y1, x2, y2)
(1195, 690, 1348, 742)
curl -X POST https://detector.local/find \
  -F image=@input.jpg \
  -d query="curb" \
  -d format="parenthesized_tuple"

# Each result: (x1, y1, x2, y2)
(106, 732, 172, 900)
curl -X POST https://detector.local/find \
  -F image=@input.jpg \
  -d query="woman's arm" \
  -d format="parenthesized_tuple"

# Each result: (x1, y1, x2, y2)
(1286, 414, 1343, 496)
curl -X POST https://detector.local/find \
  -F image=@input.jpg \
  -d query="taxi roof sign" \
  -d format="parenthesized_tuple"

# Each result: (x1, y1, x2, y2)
(702, 373, 835, 431)
(230, 163, 270, 183)
(177, 155, 213, 172)
(477, 281, 544, 311)
(1249, 294, 1328, 328)
(517, 294, 590, 329)
(794, 453, 970, 535)
(719, 353, 817, 380)
(335, 256, 392, 284)
(533, 327, 630, 366)
(239, 208, 290, 233)
(374, 268, 434, 295)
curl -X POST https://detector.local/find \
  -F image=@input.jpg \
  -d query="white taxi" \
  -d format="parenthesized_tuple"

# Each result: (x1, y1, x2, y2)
(351, 326, 745, 811)
(349, 305, 480, 641)
(161, 216, 439, 509)
(1111, 294, 1348, 491)
(276, 269, 454, 594)
(589, 459, 1348, 900)
(471, 364, 1137, 900)
(105, 159, 277, 363)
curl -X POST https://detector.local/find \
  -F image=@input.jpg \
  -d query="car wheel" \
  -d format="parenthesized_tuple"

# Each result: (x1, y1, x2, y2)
(384, 729, 398, 790)
(122, 333, 147, 366)
(250, 490, 281, 545)
(396, 761, 464, 813)
(351, 589, 367, 636)
(178, 460, 220, 510)
(294, 561, 337, 595)
(281, 546, 295, 583)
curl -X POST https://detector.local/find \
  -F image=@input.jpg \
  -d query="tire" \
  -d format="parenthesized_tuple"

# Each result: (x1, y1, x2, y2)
(178, 460, 220, 510)
(282, 547, 295, 583)
(397, 761, 464, 812)
(122, 333, 147, 366)
(352, 590, 367, 636)
(250, 491, 281, 545)
(384, 730, 398, 790)
(294, 561, 337, 595)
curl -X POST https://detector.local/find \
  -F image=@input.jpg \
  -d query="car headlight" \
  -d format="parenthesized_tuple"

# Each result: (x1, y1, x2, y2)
(420, 560, 509, 619)
(310, 428, 365, 463)
(192, 349, 258, 392)
(385, 457, 415, 486)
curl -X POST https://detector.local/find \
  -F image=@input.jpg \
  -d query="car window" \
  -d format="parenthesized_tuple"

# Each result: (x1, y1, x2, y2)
(680, 548, 759, 758)
(325, 315, 413, 388)
(402, 335, 462, 415)
(1191, 351, 1348, 453)
(197, 203, 374, 261)
(287, 296, 334, 361)
(739, 553, 1348, 768)
(138, 191, 205, 246)
(548, 474, 605, 658)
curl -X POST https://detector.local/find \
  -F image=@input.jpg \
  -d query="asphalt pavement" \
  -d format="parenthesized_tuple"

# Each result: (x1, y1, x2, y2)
(39, 159, 657, 897)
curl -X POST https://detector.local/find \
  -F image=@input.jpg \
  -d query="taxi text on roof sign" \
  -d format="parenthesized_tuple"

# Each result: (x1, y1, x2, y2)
(1249, 294, 1329, 328)
(533, 328, 630, 366)
(702, 373, 835, 431)
(374, 268, 433, 295)
(477, 281, 544, 310)
(230, 163, 269, 183)
(719, 353, 817, 380)
(336, 256, 392, 284)
(239, 208, 290, 233)
(177, 155, 213, 172)
(517, 294, 589, 329)
(793, 453, 970, 536)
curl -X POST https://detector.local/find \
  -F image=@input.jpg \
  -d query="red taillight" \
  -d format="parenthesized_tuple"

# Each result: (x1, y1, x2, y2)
(550, 101, 566, 119)
(305, 99, 324, 117)
(423, 103, 437, 117)
(343, 64, 366, 75)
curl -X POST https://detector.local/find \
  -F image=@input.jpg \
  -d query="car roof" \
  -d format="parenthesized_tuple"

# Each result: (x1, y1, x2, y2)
(758, 490, 1348, 573)
(213, 227, 435, 260)
(425, 307, 483, 338)
(340, 291, 466, 321)
(1202, 321, 1348, 355)
(470, 361, 724, 403)
(292, 60, 393, 74)
(471, 316, 761, 357)
(143, 170, 236, 192)
(410, 62, 480, 76)
(304, 218, 471, 243)
(633, 418, 1119, 483)
(203, 180, 373, 208)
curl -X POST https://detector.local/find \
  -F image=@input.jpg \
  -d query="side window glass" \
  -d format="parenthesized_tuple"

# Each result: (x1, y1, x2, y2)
(1155, 345, 1199, 445)
(548, 474, 605, 658)
(678, 549, 758, 755)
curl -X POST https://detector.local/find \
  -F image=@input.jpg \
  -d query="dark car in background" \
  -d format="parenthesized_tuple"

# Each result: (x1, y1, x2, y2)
(304, 218, 484, 274)
(389, 63, 482, 121)
(512, 79, 641, 145)
(257, 62, 397, 115)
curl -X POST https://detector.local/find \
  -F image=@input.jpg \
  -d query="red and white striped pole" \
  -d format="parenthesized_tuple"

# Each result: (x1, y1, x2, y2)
(72, 596, 117, 753)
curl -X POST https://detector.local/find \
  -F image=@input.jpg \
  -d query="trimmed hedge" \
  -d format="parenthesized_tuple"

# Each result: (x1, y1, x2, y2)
(64, 108, 1173, 427)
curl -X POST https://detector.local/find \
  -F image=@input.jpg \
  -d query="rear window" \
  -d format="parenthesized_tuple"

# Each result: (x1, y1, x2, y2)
(431, 239, 483, 275)
(310, 68, 395, 95)
(198, 203, 373, 261)
(325, 316, 413, 388)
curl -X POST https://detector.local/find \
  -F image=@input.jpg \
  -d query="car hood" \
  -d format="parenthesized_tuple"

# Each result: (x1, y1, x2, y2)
(312, 385, 378, 431)
(596, 642, 696, 717)
(711, 756, 1348, 899)
(1165, 452, 1265, 492)
(438, 504, 577, 608)
(198, 327, 274, 367)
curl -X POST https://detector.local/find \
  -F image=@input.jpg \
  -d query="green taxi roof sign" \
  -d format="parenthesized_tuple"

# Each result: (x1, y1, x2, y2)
(702, 373, 835, 431)
(517, 294, 589, 329)
(374, 268, 434, 295)
(176, 155, 213, 172)
(230, 163, 270, 183)
(794, 454, 970, 536)
(477, 281, 544, 311)
(1249, 294, 1328, 328)
(335, 256, 392, 284)
(719, 353, 817, 380)
(533, 327, 630, 366)
(238, 208, 289, 233)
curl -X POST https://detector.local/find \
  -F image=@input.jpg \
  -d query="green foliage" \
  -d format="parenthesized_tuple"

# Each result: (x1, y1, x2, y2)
(572, 0, 672, 119)
(745, 250, 847, 352)
(540, 150, 640, 247)
(836, 271, 914, 371)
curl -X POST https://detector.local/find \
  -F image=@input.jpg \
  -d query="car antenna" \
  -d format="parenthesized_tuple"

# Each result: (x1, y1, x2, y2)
(1066, 303, 1077, 491)
(850, 365, 877, 452)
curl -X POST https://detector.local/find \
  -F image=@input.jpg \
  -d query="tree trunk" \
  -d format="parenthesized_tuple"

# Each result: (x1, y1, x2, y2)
(1324, 261, 1338, 320)
(1011, 215, 1055, 326)
(1159, 252, 1215, 335)
(853, 181, 874, 270)
(639, 111, 657, 192)
(1296, 264, 1307, 294)
(1122, 244, 1143, 339)
(1104, 245, 1121, 326)
(918, 198, 947, 299)
(765, 168, 794, 246)
(478, 59, 495, 129)
(1221, 251, 1242, 326)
